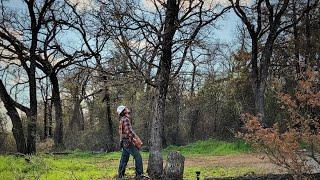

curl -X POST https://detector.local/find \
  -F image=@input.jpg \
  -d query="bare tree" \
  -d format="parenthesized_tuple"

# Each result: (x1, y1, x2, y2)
(0, 0, 56, 153)
(101, 0, 230, 177)
(0, 0, 95, 150)
(65, 68, 93, 131)
(39, 77, 52, 139)
(229, 0, 318, 126)
(57, 0, 117, 151)
(0, 80, 27, 153)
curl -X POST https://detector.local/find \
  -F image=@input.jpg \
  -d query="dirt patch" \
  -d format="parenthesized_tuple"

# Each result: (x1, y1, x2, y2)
(100, 153, 285, 178)
(184, 154, 285, 174)
(112, 153, 285, 174)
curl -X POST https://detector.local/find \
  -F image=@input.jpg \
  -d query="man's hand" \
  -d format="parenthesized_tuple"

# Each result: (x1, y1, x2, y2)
(133, 136, 143, 149)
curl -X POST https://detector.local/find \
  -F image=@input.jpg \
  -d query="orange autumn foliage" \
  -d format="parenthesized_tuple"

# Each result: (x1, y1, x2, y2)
(239, 69, 320, 177)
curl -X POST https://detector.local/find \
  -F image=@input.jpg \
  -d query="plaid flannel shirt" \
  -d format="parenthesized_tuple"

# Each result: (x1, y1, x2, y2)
(119, 116, 136, 142)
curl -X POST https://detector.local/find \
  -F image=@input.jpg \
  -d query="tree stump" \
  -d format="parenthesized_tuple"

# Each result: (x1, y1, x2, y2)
(164, 151, 185, 180)
(147, 150, 163, 179)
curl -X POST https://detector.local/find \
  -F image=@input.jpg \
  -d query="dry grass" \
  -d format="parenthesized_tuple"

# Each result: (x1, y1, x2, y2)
(185, 153, 285, 173)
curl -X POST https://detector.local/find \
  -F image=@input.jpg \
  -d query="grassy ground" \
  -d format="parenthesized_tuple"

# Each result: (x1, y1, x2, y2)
(163, 139, 251, 156)
(0, 139, 280, 180)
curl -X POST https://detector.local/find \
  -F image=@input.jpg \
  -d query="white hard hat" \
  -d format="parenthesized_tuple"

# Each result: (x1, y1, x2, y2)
(117, 105, 126, 115)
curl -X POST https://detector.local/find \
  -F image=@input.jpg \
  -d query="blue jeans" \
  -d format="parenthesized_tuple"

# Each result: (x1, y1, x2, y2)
(118, 144, 143, 177)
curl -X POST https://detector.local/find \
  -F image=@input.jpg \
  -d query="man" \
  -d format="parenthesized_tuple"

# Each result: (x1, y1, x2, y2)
(117, 105, 143, 180)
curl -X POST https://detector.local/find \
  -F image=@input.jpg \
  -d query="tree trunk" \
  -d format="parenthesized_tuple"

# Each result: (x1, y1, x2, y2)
(250, 63, 267, 126)
(250, 39, 266, 124)
(43, 97, 52, 139)
(140, 86, 154, 147)
(252, 82, 266, 123)
(26, 73, 37, 154)
(79, 103, 84, 130)
(305, 0, 311, 66)
(190, 62, 197, 97)
(148, 1, 179, 177)
(95, 55, 115, 152)
(252, 31, 277, 127)
(162, 120, 168, 148)
(103, 88, 115, 151)
(293, 0, 301, 73)
(0, 80, 26, 154)
(25, 0, 43, 155)
(86, 99, 95, 128)
(50, 73, 64, 148)
(189, 109, 199, 141)
(172, 85, 181, 145)
(148, 93, 166, 178)
(44, 99, 48, 139)
(70, 85, 85, 131)
(27, 39, 38, 154)
(48, 100, 53, 138)
(70, 97, 84, 131)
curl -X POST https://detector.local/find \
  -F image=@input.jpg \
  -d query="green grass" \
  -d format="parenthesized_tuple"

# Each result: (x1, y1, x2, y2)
(0, 152, 135, 179)
(163, 139, 251, 156)
(0, 139, 256, 180)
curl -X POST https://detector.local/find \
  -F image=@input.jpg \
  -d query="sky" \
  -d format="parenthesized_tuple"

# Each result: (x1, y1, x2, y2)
(215, 11, 241, 43)
(64, 0, 242, 43)
(142, 0, 242, 43)
(4, 0, 241, 42)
